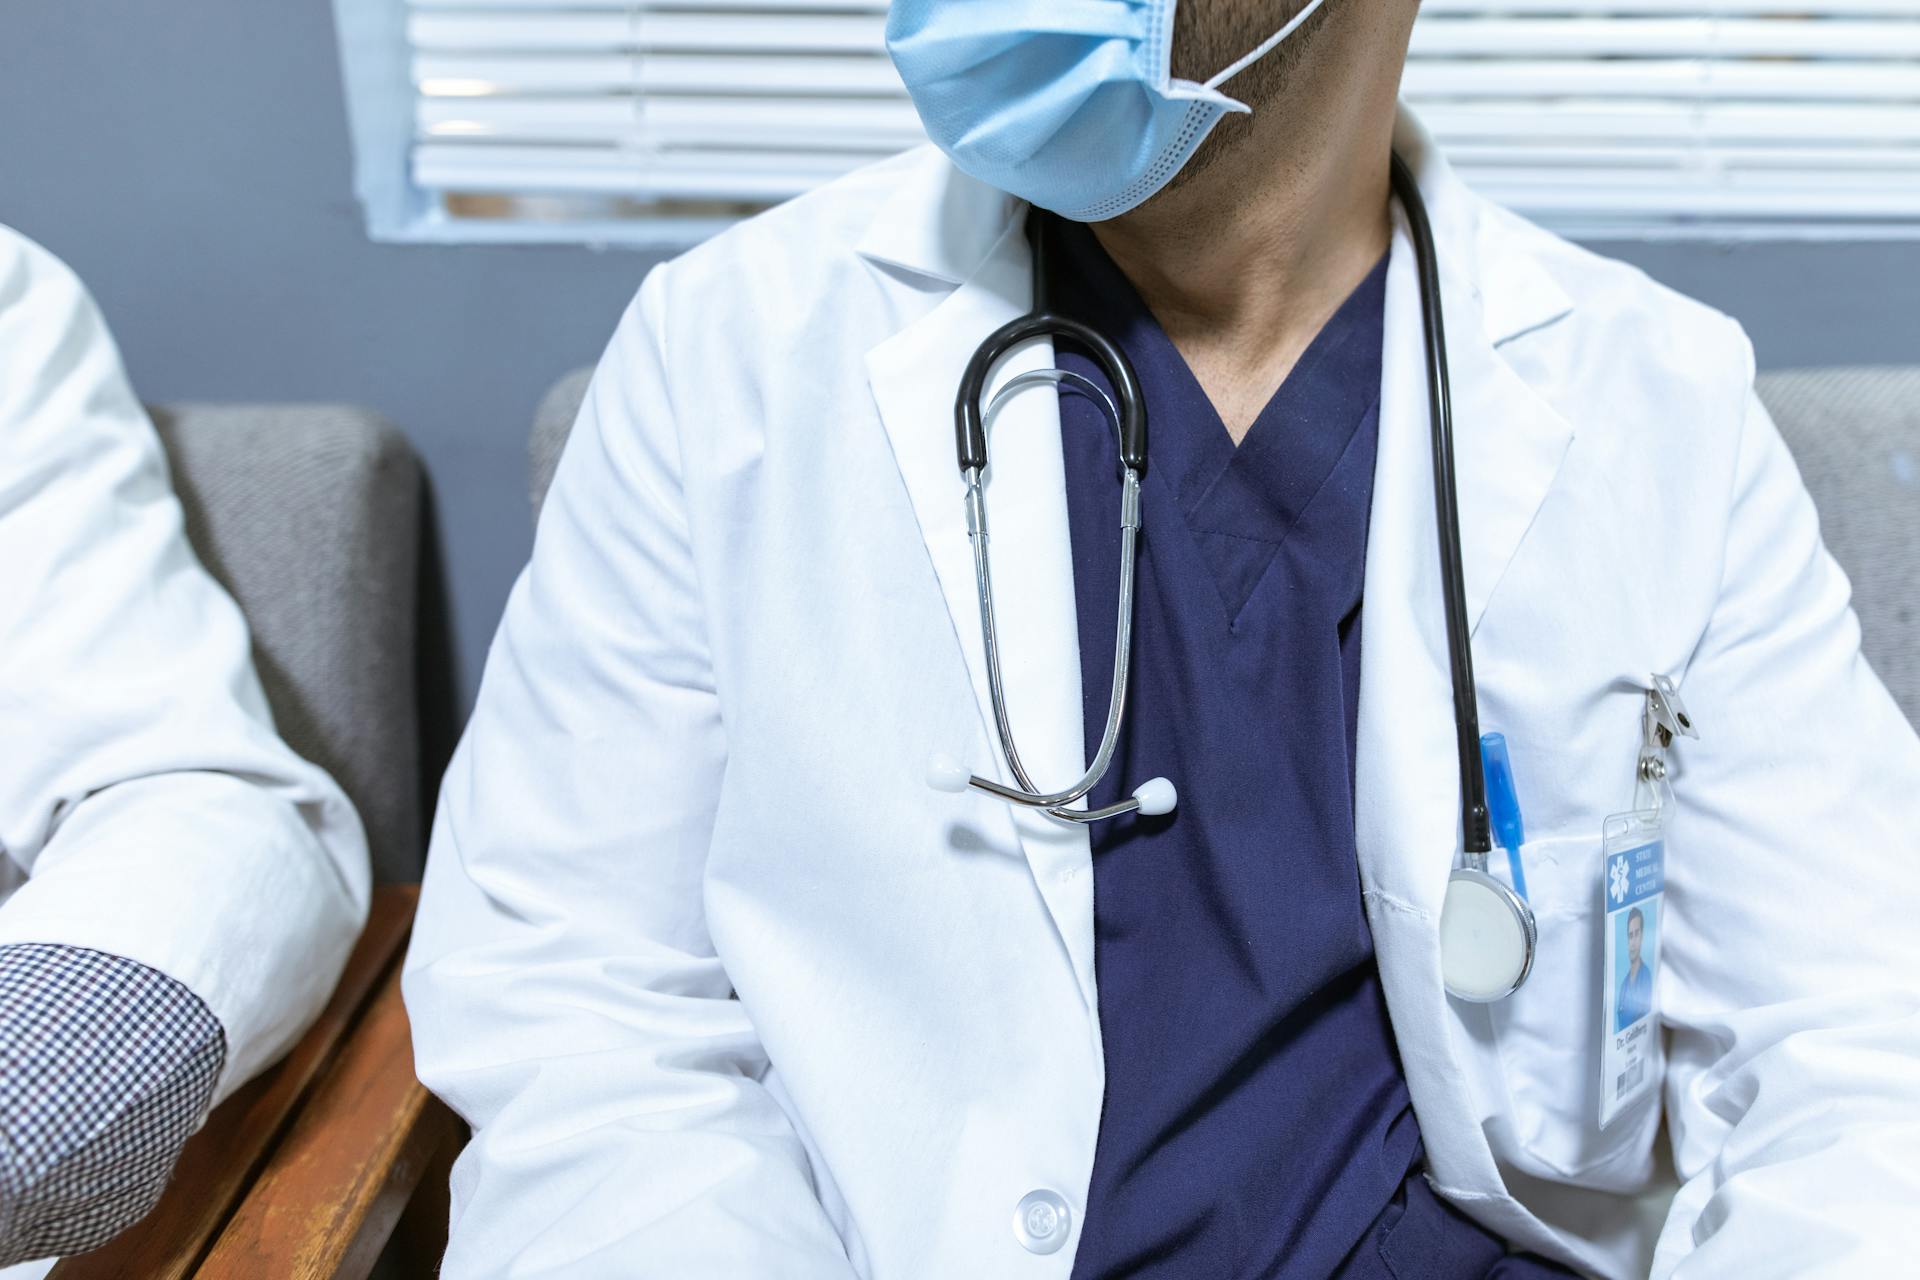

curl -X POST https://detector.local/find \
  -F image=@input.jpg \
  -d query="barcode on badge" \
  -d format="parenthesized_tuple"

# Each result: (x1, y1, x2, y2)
(1615, 1060, 1645, 1096)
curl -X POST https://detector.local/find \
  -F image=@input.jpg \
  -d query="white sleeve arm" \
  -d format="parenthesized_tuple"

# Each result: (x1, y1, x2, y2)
(0, 227, 370, 1099)
(1653, 387, 1920, 1279)
(404, 273, 856, 1279)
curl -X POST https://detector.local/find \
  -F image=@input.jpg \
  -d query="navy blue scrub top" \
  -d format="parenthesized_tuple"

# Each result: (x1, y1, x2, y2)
(1047, 220, 1575, 1279)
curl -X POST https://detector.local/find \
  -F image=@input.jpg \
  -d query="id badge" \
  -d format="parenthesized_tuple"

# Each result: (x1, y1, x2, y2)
(1598, 808, 1666, 1129)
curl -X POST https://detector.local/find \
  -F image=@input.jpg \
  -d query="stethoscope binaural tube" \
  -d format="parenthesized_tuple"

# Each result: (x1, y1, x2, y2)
(1390, 153, 1537, 1002)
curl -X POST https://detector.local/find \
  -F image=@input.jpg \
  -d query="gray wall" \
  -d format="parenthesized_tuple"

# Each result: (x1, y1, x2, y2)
(4, 1, 1918, 737)
(0, 0, 642, 755)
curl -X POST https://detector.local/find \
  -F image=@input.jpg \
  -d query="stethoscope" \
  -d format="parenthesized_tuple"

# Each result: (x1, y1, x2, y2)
(927, 154, 1536, 1003)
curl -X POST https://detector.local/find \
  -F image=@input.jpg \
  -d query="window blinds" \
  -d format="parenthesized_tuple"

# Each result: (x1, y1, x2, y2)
(402, 0, 1920, 237)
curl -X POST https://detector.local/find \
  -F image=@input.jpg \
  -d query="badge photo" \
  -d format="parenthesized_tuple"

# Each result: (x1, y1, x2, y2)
(1599, 811, 1666, 1128)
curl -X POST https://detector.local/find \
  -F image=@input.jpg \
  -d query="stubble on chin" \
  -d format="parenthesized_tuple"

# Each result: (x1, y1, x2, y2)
(1153, 0, 1337, 200)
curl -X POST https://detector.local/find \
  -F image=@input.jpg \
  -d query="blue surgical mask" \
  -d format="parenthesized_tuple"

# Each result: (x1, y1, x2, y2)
(886, 0, 1331, 222)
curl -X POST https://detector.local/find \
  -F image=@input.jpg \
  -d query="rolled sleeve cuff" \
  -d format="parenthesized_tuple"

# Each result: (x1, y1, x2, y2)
(0, 944, 224, 1265)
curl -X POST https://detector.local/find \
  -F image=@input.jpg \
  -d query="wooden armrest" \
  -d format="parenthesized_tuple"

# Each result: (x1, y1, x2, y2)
(51, 884, 453, 1280)
(193, 962, 460, 1278)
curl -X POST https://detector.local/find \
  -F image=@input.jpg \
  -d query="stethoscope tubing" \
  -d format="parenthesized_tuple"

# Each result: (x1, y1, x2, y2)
(1390, 152, 1494, 861)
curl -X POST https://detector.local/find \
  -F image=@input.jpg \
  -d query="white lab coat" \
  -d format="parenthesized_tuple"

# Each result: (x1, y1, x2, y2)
(0, 226, 369, 1099)
(405, 112, 1920, 1279)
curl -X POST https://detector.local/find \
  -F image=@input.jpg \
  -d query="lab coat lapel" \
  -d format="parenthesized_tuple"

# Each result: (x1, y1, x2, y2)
(862, 181, 1100, 1017)
(1355, 121, 1576, 1200)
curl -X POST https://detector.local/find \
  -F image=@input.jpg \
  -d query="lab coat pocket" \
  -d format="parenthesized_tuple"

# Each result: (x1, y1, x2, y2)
(1486, 833, 1661, 1189)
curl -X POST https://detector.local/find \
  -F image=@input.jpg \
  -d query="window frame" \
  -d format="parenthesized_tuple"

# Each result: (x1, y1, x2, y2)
(332, 0, 1920, 249)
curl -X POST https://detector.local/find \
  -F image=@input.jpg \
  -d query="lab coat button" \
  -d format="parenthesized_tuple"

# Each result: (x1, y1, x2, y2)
(1013, 1189, 1071, 1254)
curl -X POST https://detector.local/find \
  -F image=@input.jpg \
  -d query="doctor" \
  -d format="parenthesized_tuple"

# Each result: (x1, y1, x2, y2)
(0, 225, 369, 1269)
(406, 1, 1920, 1277)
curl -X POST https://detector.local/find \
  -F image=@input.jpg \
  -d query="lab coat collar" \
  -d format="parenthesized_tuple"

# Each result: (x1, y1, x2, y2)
(855, 147, 1018, 289)
(1389, 108, 1576, 349)
(855, 107, 1577, 348)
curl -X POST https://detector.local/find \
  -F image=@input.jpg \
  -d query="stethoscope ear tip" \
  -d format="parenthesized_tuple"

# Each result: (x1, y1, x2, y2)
(926, 752, 973, 793)
(1131, 777, 1177, 817)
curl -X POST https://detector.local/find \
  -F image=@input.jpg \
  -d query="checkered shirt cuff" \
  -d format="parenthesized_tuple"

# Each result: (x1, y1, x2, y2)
(0, 944, 225, 1265)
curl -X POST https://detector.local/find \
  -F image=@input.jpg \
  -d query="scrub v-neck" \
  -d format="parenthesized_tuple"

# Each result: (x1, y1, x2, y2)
(1049, 220, 1388, 626)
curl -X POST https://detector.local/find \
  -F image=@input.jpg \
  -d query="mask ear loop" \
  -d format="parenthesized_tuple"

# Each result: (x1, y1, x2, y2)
(1202, 0, 1333, 91)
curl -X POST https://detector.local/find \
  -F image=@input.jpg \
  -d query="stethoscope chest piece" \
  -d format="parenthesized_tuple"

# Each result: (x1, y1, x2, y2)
(1440, 868, 1537, 1003)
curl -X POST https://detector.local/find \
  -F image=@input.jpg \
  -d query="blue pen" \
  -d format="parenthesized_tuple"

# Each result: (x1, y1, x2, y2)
(1479, 732, 1529, 900)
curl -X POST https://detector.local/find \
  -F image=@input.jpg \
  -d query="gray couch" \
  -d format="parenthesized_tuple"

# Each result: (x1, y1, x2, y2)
(1746, 368, 1920, 722)
(530, 366, 1920, 728)
(151, 404, 422, 881)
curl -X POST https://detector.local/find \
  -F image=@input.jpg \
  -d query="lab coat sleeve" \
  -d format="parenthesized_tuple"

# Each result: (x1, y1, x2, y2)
(1651, 384, 1920, 1278)
(403, 273, 858, 1279)
(0, 227, 370, 1099)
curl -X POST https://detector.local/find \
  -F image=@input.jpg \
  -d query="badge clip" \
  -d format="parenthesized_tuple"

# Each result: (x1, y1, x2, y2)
(1635, 674, 1698, 816)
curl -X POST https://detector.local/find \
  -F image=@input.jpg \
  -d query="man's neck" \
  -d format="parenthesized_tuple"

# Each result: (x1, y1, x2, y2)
(1089, 4, 1413, 443)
